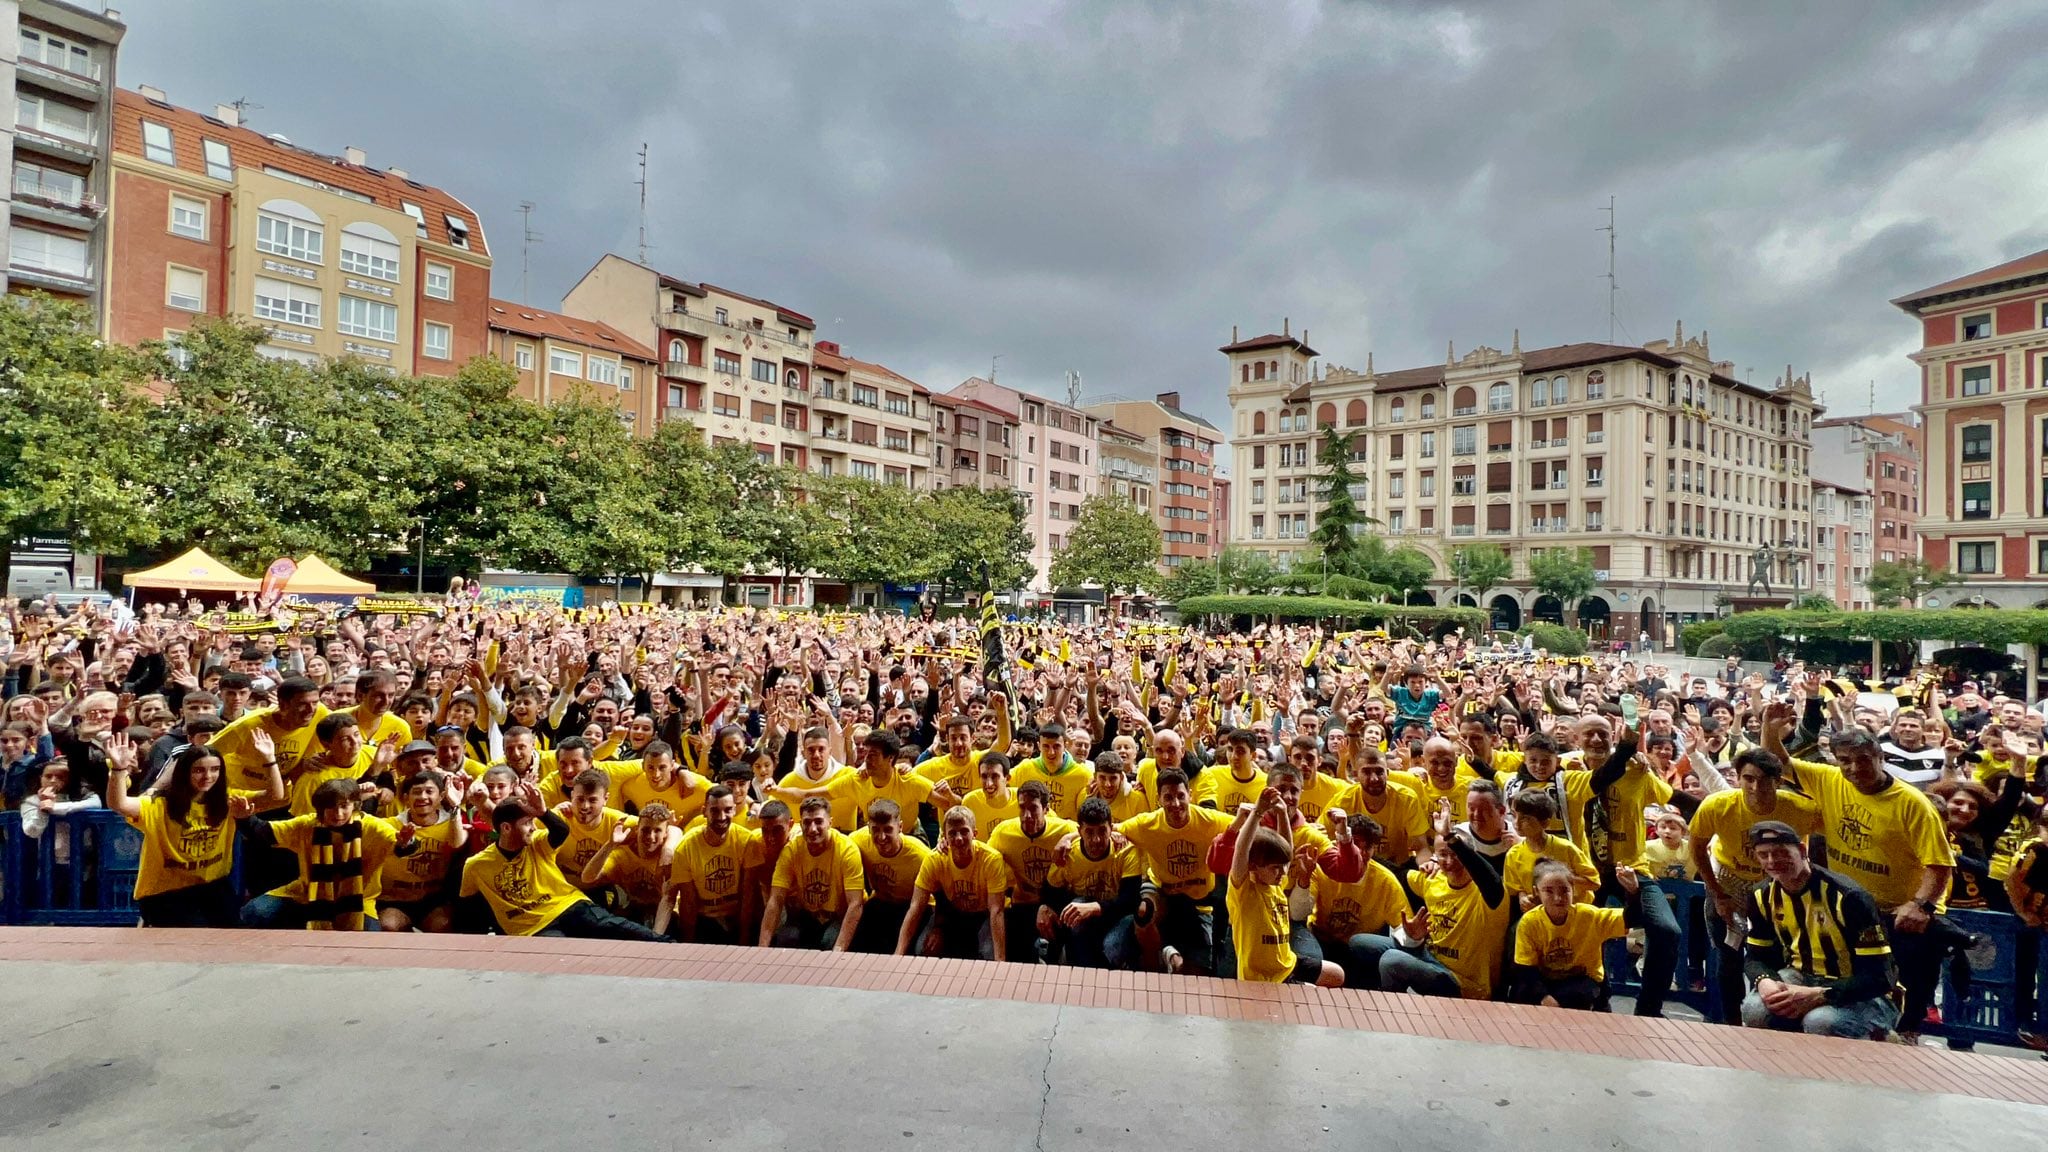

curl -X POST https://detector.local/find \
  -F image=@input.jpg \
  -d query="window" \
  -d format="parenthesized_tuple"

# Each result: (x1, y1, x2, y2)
(170, 195, 207, 240)
(8, 225, 88, 278)
(142, 120, 175, 165)
(2038, 539, 2048, 574)
(337, 295, 397, 341)
(423, 322, 451, 360)
(886, 393, 912, 416)
(340, 223, 401, 281)
(853, 384, 879, 407)
(750, 401, 775, 424)
(1420, 472, 1436, 497)
(1390, 474, 1405, 498)
(587, 356, 620, 385)
(1961, 424, 1993, 463)
(548, 349, 583, 377)
(1488, 382, 1513, 411)
(1587, 370, 1606, 400)
(712, 393, 740, 417)
(444, 215, 470, 248)
(17, 94, 93, 144)
(1419, 431, 1436, 458)
(165, 266, 204, 312)
(620, 366, 633, 391)
(851, 460, 877, 480)
(751, 359, 777, 383)
(1389, 398, 1405, 423)
(425, 262, 453, 301)
(1962, 482, 1992, 519)
(1452, 426, 1476, 456)
(514, 343, 534, 370)
(1961, 365, 1992, 396)
(1551, 376, 1568, 405)
(1962, 312, 1993, 340)
(714, 352, 742, 375)
(20, 28, 95, 76)
(1528, 380, 1548, 408)
(252, 276, 320, 327)
(1420, 396, 1436, 419)
(203, 139, 233, 181)
(256, 201, 323, 263)
(1957, 541, 1997, 573)
(400, 201, 427, 238)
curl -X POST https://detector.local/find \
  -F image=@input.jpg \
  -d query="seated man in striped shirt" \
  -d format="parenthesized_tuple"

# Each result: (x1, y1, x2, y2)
(1740, 821, 1897, 1040)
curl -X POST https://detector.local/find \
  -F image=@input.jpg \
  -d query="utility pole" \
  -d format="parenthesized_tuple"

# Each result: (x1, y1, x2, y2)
(634, 143, 650, 265)
(517, 201, 542, 304)
(1596, 196, 1618, 343)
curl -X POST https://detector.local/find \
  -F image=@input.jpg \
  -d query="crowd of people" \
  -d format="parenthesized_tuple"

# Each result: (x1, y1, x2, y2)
(6, 593, 2048, 1046)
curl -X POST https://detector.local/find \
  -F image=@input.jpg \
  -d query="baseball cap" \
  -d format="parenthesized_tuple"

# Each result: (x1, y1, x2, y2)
(1745, 821, 1802, 849)
(398, 739, 437, 758)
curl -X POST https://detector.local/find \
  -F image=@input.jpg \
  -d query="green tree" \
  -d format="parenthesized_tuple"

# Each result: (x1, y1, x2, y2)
(1310, 425, 1373, 577)
(0, 295, 161, 592)
(1529, 547, 1598, 624)
(1449, 543, 1513, 604)
(807, 475, 930, 586)
(394, 356, 558, 578)
(1374, 545, 1436, 604)
(500, 388, 665, 577)
(926, 486, 1032, 596)
(1155, 557, 1221, 603)
(1216, 546, 1280, 594)
(752, 472, 837, 604)
(637, 419, 729, 578)
(1049, 494, 1161, 595)
(1866, 558, 1962, 608)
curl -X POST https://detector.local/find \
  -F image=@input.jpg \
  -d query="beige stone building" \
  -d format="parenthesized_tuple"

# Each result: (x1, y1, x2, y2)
(809, 341, 930, 486)
(932, 392, 1018, 492)
(1084, 391, 1225, 569)
(1224, 322, 1819, 644)
(949, 376, 1101, 592)
(483, 299, 659, 433)
(1096, 421, 1158, 512)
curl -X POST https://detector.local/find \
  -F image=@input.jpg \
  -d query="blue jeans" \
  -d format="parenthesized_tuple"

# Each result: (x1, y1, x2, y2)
(1607, 874, 1678, 1017)
(240, 893, 381, 931)
(1741, 968, 1897, 1039)
(1057, 911, 1138, 969)
(1368, 935, 1464, 997)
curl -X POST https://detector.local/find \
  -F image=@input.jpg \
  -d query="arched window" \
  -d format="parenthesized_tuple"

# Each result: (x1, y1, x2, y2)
(1241, 364, 1250, 383)
(1345, 398, 1367, 426)
(1419, 394, 1437, 419)
(1487, 381, 1512, 412)
(1550, 375, 1568, 404)
(1389, 397, 1405, 423)
(1453, 386, 1477, 415)
(667, 338, 684, 363)
(339, 220, 400, 281)
(1278, 410, 1293, 433)
(785, 368, 800, 387)
(1253, 411, 1267, 434)
(1316, 402, 1336, 428)
(255, 198, 323, 263)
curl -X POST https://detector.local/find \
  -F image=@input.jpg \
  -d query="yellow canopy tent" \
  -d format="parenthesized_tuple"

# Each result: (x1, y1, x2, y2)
(282, 555, 377, 597)
(123, 548, 261, 592)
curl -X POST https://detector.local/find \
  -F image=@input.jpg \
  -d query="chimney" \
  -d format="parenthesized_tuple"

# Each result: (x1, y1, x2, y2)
(387, 167, 408, 179)
(214, 103, 239, 127)
(344, 146, 367, 166)
(138, 84, 167, 102)
(1155, 391, 1180, 408)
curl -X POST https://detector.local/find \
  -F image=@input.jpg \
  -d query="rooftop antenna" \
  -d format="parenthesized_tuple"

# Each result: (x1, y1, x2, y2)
(516, 201, 542, 305)
(633, 143, 650, 265)
(989, 354, 1002, 385)
(229, 96, 262, 126)
(1596, 195, 1617, 343)
(1065, 370, 1082, 409)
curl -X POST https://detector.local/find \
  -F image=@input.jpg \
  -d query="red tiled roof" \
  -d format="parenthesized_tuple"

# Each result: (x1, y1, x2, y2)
(111, 89, 486, 254)
(1220, 332, 1319, 357)
(486, 300, 657, 361)
(698, 283, 815, 329)
(1893, 247, 2048, 310)
(812, 349, 849, 373)
(940, 395, 1015, 421)
(843, 355, 924, 393)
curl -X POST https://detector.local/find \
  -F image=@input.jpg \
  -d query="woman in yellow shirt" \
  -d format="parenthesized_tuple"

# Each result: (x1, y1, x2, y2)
(1510, 859, 1632, 1010)
(108, 735, 283, 927)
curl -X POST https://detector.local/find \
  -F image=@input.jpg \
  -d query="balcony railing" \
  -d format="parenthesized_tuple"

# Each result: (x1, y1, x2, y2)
(1587, 431, 1605, 443)
(12, 172, 90, 209)
(1451, 524, 1475, 537)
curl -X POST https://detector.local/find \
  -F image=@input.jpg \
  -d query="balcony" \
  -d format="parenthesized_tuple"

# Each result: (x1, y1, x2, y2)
(1452, 406, 1477, 417)
(661, 403, 702, 423)
(1587, 431, 1605, 443)
(1486, 443, 1511, 454)
(662, 358, 707, 380)
(662, 306, 811, 350)
(13, 123, 97, 164)
(9, 173, 99, 230)
(1586, 520, 1604, 532)
(1548, 480, 1567, 490)
(16, 55, 104, 100)
(1486, 526, 1512, 535)
(1451, 524, 1475, 537)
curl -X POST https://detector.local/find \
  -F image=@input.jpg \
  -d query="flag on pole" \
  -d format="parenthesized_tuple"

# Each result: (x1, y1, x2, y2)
(979, 581, 1009, 691)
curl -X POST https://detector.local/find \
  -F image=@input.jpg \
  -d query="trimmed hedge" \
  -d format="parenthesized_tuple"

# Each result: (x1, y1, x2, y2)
(1174, 594, 1487, 630)
(1680, 619, 1725, 657)
(1521, 623, 1586, 656)
(1720, 608, 2048, 647)
(1696, 634, 1742, 660)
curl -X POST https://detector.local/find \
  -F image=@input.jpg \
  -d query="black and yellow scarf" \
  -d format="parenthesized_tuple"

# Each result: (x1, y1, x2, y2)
(304, 823, 367, 931)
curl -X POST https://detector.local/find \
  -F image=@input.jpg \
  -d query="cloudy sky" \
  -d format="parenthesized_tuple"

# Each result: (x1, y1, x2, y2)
(121, 1, 2048, 426)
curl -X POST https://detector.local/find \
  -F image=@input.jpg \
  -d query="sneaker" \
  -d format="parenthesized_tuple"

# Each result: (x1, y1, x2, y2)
(1034, 938, 1051, 963)
(1160, 945, 1184, 974)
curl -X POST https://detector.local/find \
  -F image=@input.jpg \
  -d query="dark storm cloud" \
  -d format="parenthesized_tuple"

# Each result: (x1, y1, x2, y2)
(119, 1, 2048, 425)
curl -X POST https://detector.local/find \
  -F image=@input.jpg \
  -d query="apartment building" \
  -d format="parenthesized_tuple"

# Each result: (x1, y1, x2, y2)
(484, 299, 658, 432)
(932, 392, 1017, 492)
(105, 86, 490, 373)
(3, 1, 123, 318)
(1812, 412, 1922, 570)
(950, 376, 1100, 592)
(1097, 421, 1158, 512)
(1085, 390, 1225, 568)
(1893, 250, 2048, 605)
(1812, 478, 1874, 610)
(809, 341, 930, 486)
(1225, 321, 1819, 644)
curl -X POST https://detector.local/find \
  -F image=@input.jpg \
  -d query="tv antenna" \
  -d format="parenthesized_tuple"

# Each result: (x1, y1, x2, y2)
(1596, 196, 1618, 343)
(228, 96, 263, 126)
(989, 354, 1001, 385)
(634, 143, 650, 265)
(517, 201, 542, 304)
(1065, 370, 1082, 408)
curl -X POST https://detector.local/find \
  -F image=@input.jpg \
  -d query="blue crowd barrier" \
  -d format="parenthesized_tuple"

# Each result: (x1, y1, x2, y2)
(1926, 907, 2031, 1048)
(0, 809, 144, 926)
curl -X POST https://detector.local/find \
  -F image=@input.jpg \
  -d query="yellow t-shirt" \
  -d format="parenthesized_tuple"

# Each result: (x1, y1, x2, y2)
(1309, 857, 1408, 942)
(1338, 779, 1429, 862)
(771, 831, 866, 917)
(1788, 757, 1956, 909)
(596, 842, 671, 907)
(285, 748, 377, 817)
(1227, 878, 1297, 983)
(850, 826, 930, 905)
(985, 816, 1079, 904)
(378, 813, 463, 905)
(619, 768, 711, 826)
(1116, 806, 1234, 899)
(1297, 772, 1350, 824)
(1405, 867, 1510, 1000)
(540, 756, 638, 809)
(1688, 788, 1822, 888)
(1502, 836, 1600, 901)
(1390, 768, 1472, 823)
(213, 705, 331, 798)
(459, 826, 588, 935)
(553, 807, 631, 889)
(963, 789, 1021, 840)
(345, 706, 413, 753)
(128, 793, 241, 898)
(915, 749, 985, 796)
(1194, 765, 1268, 815)
(776, 763, 858, 830)
(261, 813, 401, 915)
(670, 823, 757, 920)
(1011, 756, 1091, 821)
(1640, 839, 1697, 882)
(915, 840, 1010, 912)
(1515, 903, 1627, 981)
(825, 771, 935, 834)
(1047, 840, 1142, 905)
(1599, 758, 1673, 872)
(1093, 786, 1150, 825)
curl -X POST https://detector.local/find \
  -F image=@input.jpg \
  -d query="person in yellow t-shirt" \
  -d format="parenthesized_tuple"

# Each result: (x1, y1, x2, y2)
(455, 781, 667, 940)
(1337, 746, 1427, 868)
(1296, 746, 1349, 824)
(1687, 747, 1823, 1023)
(963, 752, 1020, 840)
(776, 726, 857, 831)
(1010, 723, 1091, 820)
(760, 796, 866, 951)
(777, 731, 952, 838)
(378, 768, 467, 932)
(986, 780, 1078, 962)
(286, 713, 392, 818)
(1086, 751, 1148, 824)
(1510, 858, 1631, 1010)
(345, 670, 414, 753)
(916, 713, 990, 798)
(848, 798, 932, 954)
(1502, 789, 1598, 906)
(617, 741, 711, 827)
(1391, 736, 1474, 825)
(1308, 812, 1410, 990)
(1116, 768, 1234, 975)
(1640, 810, 1697, 882)
(211, 677, 328, 804)
(109, 738, 281, 927)
(552, 768, 632, 891)
(1042, 795, 1142, 968)
(897, 805, 1010, 959)
(658, 785, 759, 944)
(240, 777, 406, 931)
(583, 802, 681, 924)
(1372, 801, 1511, 1000)
(1194, 729, 1267, 814)
(1228, 787, 1344, 986)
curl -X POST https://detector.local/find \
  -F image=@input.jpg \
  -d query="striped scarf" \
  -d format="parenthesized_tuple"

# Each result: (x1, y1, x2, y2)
(304, 822, 366, 931)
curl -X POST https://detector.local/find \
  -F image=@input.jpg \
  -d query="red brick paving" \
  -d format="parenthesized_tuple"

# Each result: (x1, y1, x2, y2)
(4, 925, 2046, 1107)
